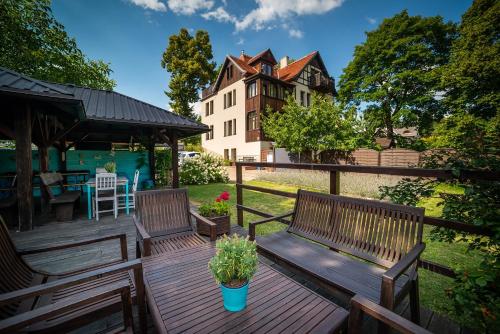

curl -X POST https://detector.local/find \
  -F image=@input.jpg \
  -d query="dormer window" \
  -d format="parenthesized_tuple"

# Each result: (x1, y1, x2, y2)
(262, 63, 272, 76)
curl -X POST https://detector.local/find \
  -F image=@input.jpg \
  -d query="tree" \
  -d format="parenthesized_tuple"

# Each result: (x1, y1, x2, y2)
(262, 94, 362, 162)
(442, 0, 499, 119)
(338, 10, 457, 146)
(161, 28, 216, 119)
(0, 0, 115, 90)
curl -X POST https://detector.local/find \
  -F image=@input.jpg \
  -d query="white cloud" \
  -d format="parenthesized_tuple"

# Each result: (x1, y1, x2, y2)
(168, 0, 214, 15)
(366, 16, 376, 24)
(129, 0, 167, 12)
(288, 29, 304, 38)
(235, 0, 343, 31)
(201, 7, 236, 23)
(237, 37, 244, 45)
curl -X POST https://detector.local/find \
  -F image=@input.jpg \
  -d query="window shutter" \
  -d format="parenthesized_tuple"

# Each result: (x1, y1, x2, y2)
(233, 119, 236, 135)
(233, 89, 236, 105)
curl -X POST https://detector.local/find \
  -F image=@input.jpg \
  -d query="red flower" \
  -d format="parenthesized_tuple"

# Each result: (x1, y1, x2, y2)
(220, 191, 230, 201)
(215, 197, 221, 202)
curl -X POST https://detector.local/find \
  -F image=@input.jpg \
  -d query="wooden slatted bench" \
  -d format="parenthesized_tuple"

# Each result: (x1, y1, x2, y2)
(249, 190, 425, 324)
(40, 172, 81, 221)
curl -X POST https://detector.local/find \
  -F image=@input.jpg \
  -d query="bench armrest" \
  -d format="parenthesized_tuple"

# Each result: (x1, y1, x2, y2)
(0, 259, 142, 307)
(384, 243, 426, 281)
(249, 211, 294, 241)
(0, 280, 134, 333)
(190, 210, 217, 241)
(134, 215, 152, 256)
(18, 233, 128, 261)
(380, 243, 425, 309)
(348, 294, 431, 334)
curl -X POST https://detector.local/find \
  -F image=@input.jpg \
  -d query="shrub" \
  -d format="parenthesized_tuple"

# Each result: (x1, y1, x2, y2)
(198, 191, 231, 217)
(180, 153, 229, 185)
(208, 234, 258, 287)
(104, 161, 116, 173)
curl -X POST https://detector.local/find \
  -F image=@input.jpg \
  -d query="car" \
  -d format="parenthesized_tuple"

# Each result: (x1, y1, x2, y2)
(178, 151, 200, 164)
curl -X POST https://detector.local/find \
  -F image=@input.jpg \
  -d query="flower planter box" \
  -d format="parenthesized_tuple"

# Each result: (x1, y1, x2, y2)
(196, 215, 230, 236)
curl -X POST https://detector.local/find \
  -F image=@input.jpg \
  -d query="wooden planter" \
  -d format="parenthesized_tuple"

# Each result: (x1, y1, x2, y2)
(196, 215, 230, 237)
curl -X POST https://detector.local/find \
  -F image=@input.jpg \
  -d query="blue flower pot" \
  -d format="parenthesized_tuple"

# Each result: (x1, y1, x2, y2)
(220, 281, 249, 312)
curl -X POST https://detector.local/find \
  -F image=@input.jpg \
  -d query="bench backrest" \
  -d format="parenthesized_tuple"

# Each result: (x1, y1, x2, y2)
(0, 217, 36, 318)
(288, 190, 424, 268)
(39, 172, 64, 199)
(134, 188, 193, 237)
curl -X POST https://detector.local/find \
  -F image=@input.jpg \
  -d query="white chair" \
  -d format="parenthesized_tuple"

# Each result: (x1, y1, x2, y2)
(93, 173, 117, 221)
(118, 170, 139, 210)
(96, 168, 107, 174)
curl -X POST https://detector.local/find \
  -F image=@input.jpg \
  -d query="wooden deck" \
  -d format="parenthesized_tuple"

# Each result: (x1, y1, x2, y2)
(8, 212, 472, 334)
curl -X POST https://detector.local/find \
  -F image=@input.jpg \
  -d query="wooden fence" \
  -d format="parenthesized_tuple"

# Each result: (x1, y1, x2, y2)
(235, 162, 499, 278)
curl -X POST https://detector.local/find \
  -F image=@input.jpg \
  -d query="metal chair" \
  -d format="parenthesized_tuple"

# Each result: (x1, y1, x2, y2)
(118, 170, 139, 211)
(93, 173, 117, 221)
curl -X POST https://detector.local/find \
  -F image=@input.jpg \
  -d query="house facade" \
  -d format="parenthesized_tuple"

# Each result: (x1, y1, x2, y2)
(201, 49, 334, 162)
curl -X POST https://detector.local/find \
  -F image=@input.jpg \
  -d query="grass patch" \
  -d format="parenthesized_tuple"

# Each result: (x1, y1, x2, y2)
(186, 179, 478, 326)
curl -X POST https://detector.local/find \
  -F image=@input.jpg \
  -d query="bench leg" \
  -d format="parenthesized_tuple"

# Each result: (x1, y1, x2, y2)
(55, 203, 75, 221)
(410, 275, 421, 324)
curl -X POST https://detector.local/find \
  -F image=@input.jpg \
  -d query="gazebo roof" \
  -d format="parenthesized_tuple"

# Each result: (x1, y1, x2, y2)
(0, 67, 208, 139)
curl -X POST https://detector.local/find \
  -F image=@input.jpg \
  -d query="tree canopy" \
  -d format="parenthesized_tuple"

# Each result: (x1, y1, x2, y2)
(441, 0, 499, 119)
(161, 28, 216, 119)
(338, 10, 457, 146)
(0, 0, 115, 90)
(262, 94, 362, 161)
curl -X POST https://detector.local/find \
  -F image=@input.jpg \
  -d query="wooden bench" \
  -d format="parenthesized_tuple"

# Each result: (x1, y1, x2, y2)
(40, 172, 81, 221)
(249, 190, 425, 324)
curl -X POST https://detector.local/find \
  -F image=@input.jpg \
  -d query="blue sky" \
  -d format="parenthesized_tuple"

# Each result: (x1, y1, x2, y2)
(52, 0, 472, 112)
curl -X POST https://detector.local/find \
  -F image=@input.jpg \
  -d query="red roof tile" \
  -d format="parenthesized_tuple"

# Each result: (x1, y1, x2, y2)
(229, 55, 257, 75)
(277, 51, 317, 81)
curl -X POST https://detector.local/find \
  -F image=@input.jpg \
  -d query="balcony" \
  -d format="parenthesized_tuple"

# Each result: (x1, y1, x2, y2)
(309, 72, 335, 94)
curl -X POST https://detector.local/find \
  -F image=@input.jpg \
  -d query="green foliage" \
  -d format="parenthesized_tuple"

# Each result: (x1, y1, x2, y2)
(379, 177, 435, 206)
(338, 10, 457, 146)
(0, 0, 115, 90)
(161, 28, 216, 119)
(441, 0, 500, 119)
(262, 94, 362, 161)
(209, 234, 258, 286)
(179, 153, 229, 185)
(198, 191, 231, 217)
(155, 149, 172, 187)
(103, 161, 116, 173)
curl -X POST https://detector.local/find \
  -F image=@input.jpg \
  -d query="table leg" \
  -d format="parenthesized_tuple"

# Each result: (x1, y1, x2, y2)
(126, 181, 129, 215)
(87, 184, 91, 220)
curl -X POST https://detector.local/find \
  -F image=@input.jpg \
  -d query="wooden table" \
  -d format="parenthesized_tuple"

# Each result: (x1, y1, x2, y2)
(85, 176, 129, 219)
(143, 243, 348, 334)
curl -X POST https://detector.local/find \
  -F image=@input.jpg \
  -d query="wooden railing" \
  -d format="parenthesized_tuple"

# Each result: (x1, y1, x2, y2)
(235, 162, 499, 278)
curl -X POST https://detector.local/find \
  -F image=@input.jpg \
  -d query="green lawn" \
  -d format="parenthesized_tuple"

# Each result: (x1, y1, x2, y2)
(186, 180, 480, 326)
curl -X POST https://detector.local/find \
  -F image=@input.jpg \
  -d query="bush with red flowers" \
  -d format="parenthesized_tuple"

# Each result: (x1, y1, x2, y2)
(198, 191, 231, 217)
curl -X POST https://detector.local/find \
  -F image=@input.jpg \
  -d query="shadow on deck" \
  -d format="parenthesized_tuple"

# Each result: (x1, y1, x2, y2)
(9, 212, 471, 334)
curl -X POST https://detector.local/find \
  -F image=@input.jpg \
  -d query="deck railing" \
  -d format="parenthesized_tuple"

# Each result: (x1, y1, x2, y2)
(235, 162, 499, 278)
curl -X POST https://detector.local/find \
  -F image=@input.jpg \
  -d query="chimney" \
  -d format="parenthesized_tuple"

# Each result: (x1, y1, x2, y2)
(239, 50, 245, 60)
(280, 56, 289, 69)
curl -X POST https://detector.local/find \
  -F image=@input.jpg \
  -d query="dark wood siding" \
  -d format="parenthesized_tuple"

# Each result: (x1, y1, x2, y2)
(218, 64, 244, 91)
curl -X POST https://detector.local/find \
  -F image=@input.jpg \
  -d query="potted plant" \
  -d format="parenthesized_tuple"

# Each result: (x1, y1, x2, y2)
(104, 161, 116, 173)
(208, 234, 258, 312)
(196, 191, 231, 236)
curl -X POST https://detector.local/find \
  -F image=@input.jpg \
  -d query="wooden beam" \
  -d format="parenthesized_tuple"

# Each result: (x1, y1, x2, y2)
(38, 145, 50, 213)
(15, 104, 33, 231)
(171, 132, 179, 188)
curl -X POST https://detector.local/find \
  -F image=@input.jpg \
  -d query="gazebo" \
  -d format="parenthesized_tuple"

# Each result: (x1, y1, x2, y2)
(0, 67, 208, 230)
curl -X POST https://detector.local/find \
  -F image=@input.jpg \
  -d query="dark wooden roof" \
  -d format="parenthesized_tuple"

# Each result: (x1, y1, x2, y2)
(0, 67, 208, 139)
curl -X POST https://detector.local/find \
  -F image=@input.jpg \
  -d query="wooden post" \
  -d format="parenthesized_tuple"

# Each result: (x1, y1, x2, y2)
(236, 163, 243, 226)
(148, 143, 156, 185)
(38, 145, 50, 213)
(329, 170, 340, 195)
(171, 132, 179, 188)
(15, 104, 33, 231)
(59, 138, 67, 172)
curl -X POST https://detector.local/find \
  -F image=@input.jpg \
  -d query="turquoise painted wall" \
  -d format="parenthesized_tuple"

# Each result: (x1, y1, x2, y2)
(0, 148, 150, 196)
